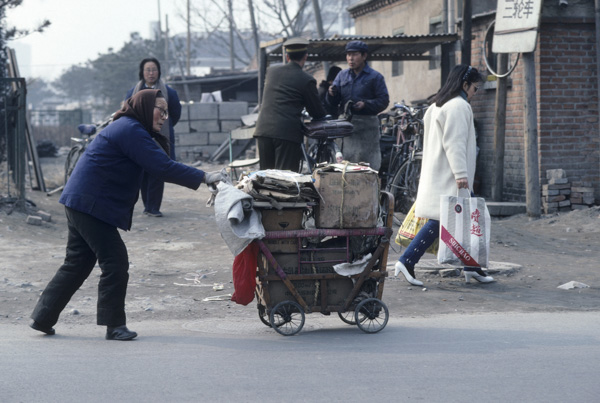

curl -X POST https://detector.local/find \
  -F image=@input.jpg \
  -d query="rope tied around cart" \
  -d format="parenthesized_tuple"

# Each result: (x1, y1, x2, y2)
(339, 161, 350, 228)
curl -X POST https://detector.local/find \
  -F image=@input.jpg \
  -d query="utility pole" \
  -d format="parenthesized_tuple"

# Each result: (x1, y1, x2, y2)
(186, 0, 191, 76)
(164, 15, 169, 78)
(228, 0, 235, 71)
(311, 0, 329, 73)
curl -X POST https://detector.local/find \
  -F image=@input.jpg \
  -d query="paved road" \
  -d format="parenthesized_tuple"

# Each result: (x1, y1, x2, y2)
(2, 312, 599, 402)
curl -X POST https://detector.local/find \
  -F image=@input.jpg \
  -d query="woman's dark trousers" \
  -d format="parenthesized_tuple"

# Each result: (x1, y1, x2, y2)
(31, 207, 129, 328)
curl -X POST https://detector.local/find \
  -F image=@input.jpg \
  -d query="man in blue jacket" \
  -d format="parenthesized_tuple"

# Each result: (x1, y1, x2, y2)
(126, 57, 181, 217)
(327, 41, 389, 170)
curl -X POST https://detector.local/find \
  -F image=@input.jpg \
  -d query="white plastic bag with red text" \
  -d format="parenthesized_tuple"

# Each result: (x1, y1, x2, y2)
(437, 192, 490, 268)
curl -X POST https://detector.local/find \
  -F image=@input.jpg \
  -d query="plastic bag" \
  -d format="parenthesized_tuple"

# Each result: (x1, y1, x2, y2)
(394, 203, 438, 254)
(437, 193, 490, 268)
(231, 241, 258, 305)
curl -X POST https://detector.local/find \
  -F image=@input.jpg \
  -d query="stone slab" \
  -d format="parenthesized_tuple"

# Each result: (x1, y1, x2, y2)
(486, 201, 526, 217)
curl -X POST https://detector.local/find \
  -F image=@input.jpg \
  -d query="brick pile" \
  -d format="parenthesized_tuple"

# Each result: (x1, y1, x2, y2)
(542, 169, 595, 214)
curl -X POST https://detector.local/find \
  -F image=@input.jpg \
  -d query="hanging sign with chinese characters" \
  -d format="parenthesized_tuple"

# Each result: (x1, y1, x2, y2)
(493, 0, 543, 53)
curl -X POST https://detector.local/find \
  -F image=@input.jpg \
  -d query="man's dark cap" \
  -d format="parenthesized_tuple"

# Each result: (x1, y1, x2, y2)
(345, 40, 368, 53)
(283, 37, 309, 53)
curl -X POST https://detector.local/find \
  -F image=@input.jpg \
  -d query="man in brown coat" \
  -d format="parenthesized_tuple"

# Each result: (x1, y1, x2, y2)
(253, 38, 326, 172)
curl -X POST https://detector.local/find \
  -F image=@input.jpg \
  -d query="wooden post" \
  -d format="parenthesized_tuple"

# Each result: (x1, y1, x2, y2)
(492, 53, 508, 201)
(461, 0, 472, 65)
(522, 52, 541, 218)
(258, 46, 267, 106)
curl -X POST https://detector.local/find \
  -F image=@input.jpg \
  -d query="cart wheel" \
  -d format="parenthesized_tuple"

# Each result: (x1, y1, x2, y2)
(269, 301, 305, 336)
(257, 304, 271, 327)
(354, 298, 389, 334)
(338, 311, 356, 325)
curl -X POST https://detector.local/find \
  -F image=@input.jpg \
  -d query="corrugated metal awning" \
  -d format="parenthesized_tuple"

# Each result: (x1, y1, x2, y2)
(264, 34, 459, 63)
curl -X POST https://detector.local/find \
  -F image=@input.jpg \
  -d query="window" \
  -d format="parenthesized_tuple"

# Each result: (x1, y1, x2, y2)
(429, 16, 443, 70)
(392, 28, 404, 77)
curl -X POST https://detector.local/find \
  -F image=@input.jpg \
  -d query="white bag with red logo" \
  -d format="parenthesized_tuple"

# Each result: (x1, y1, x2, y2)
(437, 190, 490, 268)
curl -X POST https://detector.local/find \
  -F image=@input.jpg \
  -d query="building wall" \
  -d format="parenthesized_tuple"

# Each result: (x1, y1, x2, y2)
(537, 19, 599, 197)
(353, 0, 445, 105)
(352, 0, 599, 205)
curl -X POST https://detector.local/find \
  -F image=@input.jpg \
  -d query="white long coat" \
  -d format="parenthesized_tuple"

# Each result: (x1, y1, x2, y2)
(414, 95, 477, 220)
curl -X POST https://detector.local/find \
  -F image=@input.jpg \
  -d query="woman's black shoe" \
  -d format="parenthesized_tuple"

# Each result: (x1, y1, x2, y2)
(30, 320, 56, 335)
(106, 325, 138, 341)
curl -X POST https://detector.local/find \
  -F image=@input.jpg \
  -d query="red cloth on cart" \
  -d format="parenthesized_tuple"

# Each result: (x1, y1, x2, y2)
(231, 241, 258, 305)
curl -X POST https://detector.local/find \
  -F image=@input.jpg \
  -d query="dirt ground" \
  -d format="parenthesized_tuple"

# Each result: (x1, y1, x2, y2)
(1, 156, 599, 329)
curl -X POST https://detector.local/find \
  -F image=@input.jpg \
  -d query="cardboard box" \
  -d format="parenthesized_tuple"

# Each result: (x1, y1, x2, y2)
(258, 251, 348, 276)
(313, 170, 379, 228)
(260, 208, 304, 231)
(260, 208, 304, 253)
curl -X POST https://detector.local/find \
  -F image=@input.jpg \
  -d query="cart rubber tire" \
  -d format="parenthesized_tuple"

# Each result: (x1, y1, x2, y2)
(257, 304, 271, 327)
(269, 300, 305, 336)
(354, 298, 389, 334)
(338, 311, 357, 325)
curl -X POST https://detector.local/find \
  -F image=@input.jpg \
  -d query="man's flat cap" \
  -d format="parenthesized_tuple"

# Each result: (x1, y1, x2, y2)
(345, 40, 368, 53)
(284, 37, 309, 53)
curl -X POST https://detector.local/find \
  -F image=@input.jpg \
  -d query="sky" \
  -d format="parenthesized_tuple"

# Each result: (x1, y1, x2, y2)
(6, 0, 189, 81)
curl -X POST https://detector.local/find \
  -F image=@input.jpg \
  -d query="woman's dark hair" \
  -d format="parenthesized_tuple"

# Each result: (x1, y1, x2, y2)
(432, 64, 482, 107)
(326, 66, 342, 82)
(138, 57, 162, 81)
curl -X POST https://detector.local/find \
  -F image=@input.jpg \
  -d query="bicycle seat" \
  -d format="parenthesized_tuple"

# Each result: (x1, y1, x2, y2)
(303, 120, 353, 139)
(77, 124, 97, 135)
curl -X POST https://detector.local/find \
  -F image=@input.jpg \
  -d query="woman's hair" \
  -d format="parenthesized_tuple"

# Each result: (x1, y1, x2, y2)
(138, 57, 162, 81)
(432, 64, 482, 107)
(327, 66, 342, 82)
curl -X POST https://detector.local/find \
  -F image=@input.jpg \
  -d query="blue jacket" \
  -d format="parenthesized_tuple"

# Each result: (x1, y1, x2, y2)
(59, 117, 205, 230)
(126, 84, 181, 160)
(326, 63, 389, 116)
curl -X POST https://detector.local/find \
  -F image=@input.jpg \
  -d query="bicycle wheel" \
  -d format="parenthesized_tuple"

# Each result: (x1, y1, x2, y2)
(64, 144, 85, 185)
(387, 155, 422, 223)
(308, 141, 336, 168)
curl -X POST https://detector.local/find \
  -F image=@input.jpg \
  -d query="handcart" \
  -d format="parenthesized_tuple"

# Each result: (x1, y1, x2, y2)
(254, 191, 394, 336)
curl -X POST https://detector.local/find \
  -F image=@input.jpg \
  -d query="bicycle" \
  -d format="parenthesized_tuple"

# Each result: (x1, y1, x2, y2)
(300, 101, 353, 173)
(64, 116, 112, 185)
(380, 101, 427, 224)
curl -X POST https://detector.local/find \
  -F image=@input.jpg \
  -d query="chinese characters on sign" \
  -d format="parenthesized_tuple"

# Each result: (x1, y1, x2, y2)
(504, 0, 535, 20)
(493, 0, 542, 53)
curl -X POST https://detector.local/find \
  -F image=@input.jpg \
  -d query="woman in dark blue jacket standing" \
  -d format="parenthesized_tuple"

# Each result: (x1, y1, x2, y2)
(30, 89, 224, 340)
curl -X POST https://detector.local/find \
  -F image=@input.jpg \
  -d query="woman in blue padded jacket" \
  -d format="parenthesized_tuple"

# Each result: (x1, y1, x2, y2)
(30, 89, 225, 341)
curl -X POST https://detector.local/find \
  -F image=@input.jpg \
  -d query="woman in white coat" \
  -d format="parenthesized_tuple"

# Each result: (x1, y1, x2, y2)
(395, 65, 494, 286)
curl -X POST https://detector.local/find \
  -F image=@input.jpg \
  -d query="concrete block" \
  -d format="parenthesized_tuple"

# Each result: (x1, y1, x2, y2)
(38, 210, 52, 222)
(218, 102, 248, 120)
(220, 119, 243, 132)
(546, 169, 566, 180)
(486, 202, 526, 217)
(583, 196, 595, 205)
(176, 132, 209, 146)
(209, 132, 229, 145)
(189, 119, 220, 133)
(181, 103, 219, 120)
(542, 189, 559, 196)
(548, 178, 569, 185)
(26, 216, 42, 226)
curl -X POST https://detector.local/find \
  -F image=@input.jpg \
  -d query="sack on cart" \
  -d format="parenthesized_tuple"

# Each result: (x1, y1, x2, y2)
(437, 191, 490, 268)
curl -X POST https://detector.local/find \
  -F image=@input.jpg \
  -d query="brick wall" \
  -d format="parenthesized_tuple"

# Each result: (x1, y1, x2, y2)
(538, 20, 599, 198)
(470, 16, 599, 204)
(173, 102, 249, 162)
